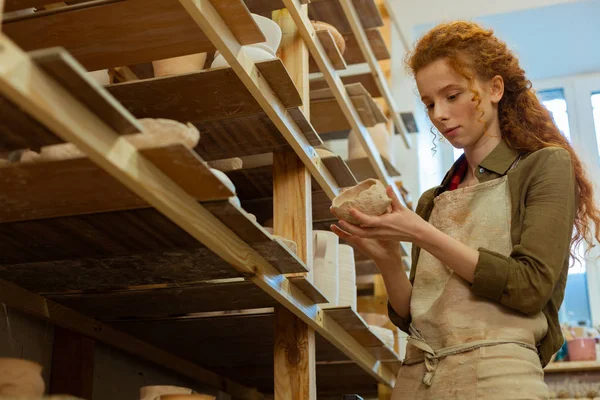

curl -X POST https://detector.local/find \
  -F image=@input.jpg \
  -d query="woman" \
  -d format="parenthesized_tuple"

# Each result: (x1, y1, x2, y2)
(331, 21, 600, 399)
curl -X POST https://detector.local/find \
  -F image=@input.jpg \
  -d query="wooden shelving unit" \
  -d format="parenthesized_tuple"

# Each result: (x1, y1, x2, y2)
(0, 0, 412, 399)
(545, 361, 600, 374)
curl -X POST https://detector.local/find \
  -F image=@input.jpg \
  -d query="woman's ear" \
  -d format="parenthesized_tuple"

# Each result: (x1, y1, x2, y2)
(490, 75, 504, 104)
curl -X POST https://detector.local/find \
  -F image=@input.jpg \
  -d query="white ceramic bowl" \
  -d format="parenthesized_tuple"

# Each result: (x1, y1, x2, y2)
(251, 13, 282, 54)
(211, 47, 276, 69)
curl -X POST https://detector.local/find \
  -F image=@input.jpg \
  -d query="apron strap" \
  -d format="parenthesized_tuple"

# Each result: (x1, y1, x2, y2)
(403, 324, 537, 387)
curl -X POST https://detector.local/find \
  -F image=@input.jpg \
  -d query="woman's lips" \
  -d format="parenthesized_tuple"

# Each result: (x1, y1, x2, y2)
(444, 126, 460, 138)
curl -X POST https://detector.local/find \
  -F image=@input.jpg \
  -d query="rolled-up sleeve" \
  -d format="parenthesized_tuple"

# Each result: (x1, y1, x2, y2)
(471, 148, 577, 315)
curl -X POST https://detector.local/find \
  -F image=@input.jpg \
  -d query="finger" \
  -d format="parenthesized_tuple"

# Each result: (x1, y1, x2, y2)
(338, 219, 374, 238)
(349, 208, 381, 228)
(386, 185, 404, 212)
(330, 224, 352, 240)
(329, 206, 340, 219)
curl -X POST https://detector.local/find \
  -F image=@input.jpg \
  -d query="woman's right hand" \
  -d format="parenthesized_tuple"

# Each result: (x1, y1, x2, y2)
(330, 223, 403, 268)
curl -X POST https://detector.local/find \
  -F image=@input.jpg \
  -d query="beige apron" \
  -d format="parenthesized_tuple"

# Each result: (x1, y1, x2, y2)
(392, 174, 549, 400)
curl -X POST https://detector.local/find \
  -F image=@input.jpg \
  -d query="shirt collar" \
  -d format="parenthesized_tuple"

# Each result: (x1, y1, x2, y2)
(437, 140, 520, 192)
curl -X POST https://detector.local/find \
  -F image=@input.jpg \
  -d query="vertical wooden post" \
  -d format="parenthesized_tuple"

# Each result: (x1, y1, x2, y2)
(49, 327, 95, 399)
(272, 6, 316, 400)
(378, 382, 393, 400)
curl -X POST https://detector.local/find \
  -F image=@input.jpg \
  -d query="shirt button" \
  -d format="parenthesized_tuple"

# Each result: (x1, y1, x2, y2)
(479, 167, 485, 174)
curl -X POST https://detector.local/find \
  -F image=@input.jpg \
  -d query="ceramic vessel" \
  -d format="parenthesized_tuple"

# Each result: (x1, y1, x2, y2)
(348, 123, 392, 162)
(207, 157, 243, 172)
(338, 244, 356, 310)
(263, 227, 298, 255)
(161, 395, 216, 400)
(210, 14, 281, 68)
(140, 385, 193, 400)
(331, 179, 391, 225)
(88, 69, 111, 86)
(311, 20, 346, 54)
(0, 358, 45, 398)
(312, 230, 339, 304)
(369, 325, 394, 349)
(152, 53, 208, 77)
(567, 338, 597, 361)
(210, 168, 236, 194)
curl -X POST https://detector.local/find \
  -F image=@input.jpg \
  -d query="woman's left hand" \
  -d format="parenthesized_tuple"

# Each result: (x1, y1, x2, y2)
(334, 185, 429, 244)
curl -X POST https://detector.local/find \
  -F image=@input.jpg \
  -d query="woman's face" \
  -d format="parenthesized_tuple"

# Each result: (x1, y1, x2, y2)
(416, 58, 500, 150)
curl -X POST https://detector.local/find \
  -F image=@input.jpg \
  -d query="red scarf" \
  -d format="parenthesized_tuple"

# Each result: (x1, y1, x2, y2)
(447, 158, 468, 191)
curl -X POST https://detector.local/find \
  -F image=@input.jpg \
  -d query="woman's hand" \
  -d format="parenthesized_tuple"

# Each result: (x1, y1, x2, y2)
(334, 185, 429, 245)
(330, 223, 402, 266)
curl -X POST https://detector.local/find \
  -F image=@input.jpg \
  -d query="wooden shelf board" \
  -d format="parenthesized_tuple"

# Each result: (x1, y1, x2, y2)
(47, 280, 279, 319)
(4, 0, 54, 12)
(308, 0, 384, 34)
(107, 60, 302, 124)
(309, 29, 347, 73)
(3, 0, 265, 71)
(346, 156, 400, 182)
(311, 72, 381, 98)
(287, 274, 329, 304)
(310, 83, 386, 134)
(342, 29, 390, 66)
(544, 360, 600, 373)
(108, 310, 385, 394)
(322, 305, 400, 361)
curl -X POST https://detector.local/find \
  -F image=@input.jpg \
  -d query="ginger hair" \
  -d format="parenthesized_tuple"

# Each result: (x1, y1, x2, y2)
(407, 21, 600, 256)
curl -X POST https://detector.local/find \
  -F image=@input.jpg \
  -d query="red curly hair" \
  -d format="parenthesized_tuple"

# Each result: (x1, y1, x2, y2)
(406, 21, 600, 256)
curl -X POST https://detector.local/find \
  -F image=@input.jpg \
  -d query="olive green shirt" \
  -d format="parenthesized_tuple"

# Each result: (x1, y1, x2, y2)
(388, 140, 577, 367)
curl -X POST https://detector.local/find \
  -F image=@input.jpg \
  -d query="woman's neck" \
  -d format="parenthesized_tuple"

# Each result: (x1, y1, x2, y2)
(463, 119, 502, 176)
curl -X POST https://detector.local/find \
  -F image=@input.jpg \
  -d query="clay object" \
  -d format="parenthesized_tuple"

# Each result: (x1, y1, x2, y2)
(140, 386, 193, 400)
(210, 168, 236, 194)
(313, 230, 339, 305)
(161, 395, 216, 400)
(348, 123, 392, 162)
(88, 69, 110, 85)
(18, 149, 41, 163)
(27, 119, 200, 163)
(0, 358, 45, 398)
(331, 179, 391, 225)
(263, 227, 298, 255)
(311, 20, 346, 54)
(211, 14, 281, 68)
(315, 148, 336, 159)
(369, 325, 395, 349)
(152, 53, 208, 77)
(207, 157, 243, 172)
(337, 244, 356, 310)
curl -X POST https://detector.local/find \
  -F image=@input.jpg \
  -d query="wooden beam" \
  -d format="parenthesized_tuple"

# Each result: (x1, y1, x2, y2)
(273, 8, 316, 400)
(179, 0, 340, 200)
(49, 327, 95, 399)
(0, 279, 262, 400)
(338, 0, 411, 148)
(281, 0, 395, 190)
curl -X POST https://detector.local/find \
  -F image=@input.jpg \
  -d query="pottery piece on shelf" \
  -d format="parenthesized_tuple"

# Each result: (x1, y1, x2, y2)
(207, 157, 243, 172)
(348, 123, 393, 162)
(311, 20, 346, 54)
(315, 148, 336, 159)
(331, 179, 391, 225)
(210, 13, 282, 69)
(313, 230, 339, 305)
(369, 325, 395, 349)
(210, 168, 236, 194)
(338, 244, 356, 310)
(263, 227, 298, 255)
(0, 358, 45, 398)
(19, 149, 41, 163)
(360, 312, 389, 327)
(88, 69, 111, 86)
(140, 385, 192, 400)
(152, 53, 208, 77)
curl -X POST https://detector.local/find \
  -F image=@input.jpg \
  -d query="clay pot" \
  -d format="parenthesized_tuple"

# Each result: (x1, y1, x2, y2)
(0, 358, 45, 398)
(140, 385, 192, 400)
(207, 157, 243, 172)
(263, 227, 298, 255)
(331, 179, 391, 225)
(311, 21, 346, 54)
(315, 148, 336, 159)
(313, 230, 339, 304)
(338, 244, 356, 310)
(19, 149, 41, 163)
(88, 69, 110, 86)
(348, 123, 393, 162)
(210, 14, 281, 69)
(369, 325, 394, 349)
(152, 53, 208, 77)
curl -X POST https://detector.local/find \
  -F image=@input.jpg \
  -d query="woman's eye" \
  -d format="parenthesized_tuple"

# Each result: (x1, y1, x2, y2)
(448, 93, 459, 101)
(426, 103, 434, 110)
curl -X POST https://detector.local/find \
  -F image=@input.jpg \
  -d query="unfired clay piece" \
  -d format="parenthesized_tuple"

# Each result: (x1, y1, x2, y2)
(88, 69, 111, 86)
(152, 53, 208, 77)
(338, 244, 356, 310)
(315, 148, 336, 159)
(263, 227, 298, 255)
(331, 179, 391, 225)
(0, 358, 45, 398)
(140, 385, 192, 400)
(207, 157, 243, 172)
(210, 168, 236, 194)
(161, 395, 216, 400)
(311, 20, 346, 54)
(21, 119, 200, 163)
(313, 230, 339, 305)
(369, 325, 395, 349)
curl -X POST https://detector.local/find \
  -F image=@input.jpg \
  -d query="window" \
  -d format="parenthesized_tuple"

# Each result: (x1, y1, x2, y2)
(539, 88, 571, 141)
(592, 92, 600, 158)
